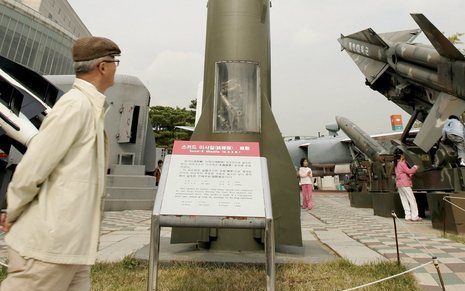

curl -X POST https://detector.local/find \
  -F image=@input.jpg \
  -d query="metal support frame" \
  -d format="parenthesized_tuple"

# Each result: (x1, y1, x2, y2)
(400, 109, 420, 144)
(147, 156, 275, 291)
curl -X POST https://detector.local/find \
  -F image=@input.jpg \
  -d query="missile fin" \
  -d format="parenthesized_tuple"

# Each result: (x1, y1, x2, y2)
(347, 51, 388, 84)
(379, 29, 421, 45)
(411, 13, 465, 61)
(340, 34, 345, 51)
(347, 28, 389, 48)
(414, 92, 465, 152)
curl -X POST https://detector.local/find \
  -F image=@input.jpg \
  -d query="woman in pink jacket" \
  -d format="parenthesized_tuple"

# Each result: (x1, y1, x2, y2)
(394, 152, 422, 221)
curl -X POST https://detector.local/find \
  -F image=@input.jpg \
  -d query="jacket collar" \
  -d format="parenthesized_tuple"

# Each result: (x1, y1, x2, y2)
(73, 78, 107, 114)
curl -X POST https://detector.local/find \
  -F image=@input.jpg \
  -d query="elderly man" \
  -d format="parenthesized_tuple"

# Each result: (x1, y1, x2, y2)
(0, 36, 120, 290)
(442, 115, 465, 167)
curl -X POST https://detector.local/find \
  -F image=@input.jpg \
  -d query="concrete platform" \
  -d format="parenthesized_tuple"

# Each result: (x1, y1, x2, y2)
(134, 237, 337, 264)
(132, 209, 340, 264)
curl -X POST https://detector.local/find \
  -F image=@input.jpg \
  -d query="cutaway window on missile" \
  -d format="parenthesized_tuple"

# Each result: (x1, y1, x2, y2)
(117, 103, 140, 144)
(213, 61, 261, 133)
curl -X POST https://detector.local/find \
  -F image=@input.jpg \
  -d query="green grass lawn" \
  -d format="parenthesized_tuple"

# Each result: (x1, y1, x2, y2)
(0, 257, 419, 290)
(443, 232, 465, 245)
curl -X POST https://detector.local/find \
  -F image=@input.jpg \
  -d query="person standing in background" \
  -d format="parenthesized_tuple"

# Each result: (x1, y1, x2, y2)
(442, 115, 465, 166)
(298, 158, 313, 210)
(154, 160, 163, 186)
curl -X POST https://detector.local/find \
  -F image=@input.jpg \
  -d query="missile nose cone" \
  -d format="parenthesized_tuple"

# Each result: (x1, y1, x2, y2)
(335, 116, 347, 127)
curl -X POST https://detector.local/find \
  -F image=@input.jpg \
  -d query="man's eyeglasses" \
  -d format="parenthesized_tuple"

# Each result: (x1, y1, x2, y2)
(101, 59, 120, 67)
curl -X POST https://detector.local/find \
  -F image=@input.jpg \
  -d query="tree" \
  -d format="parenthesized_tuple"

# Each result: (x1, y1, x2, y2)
(149, 103, 195, 150)
(448, 33, 464, 44)
(189, 99, 197, 110)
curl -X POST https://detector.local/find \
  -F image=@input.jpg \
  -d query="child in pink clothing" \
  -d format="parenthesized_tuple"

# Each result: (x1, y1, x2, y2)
(394, 152, 421, 221)
(298, 158, 313, 210)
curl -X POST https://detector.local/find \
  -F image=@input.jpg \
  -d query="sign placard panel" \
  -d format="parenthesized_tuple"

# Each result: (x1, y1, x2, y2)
(160, 141, 265, 217)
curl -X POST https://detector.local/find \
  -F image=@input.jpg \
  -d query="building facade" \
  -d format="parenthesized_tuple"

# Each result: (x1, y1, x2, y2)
(0, 0, 91, 75)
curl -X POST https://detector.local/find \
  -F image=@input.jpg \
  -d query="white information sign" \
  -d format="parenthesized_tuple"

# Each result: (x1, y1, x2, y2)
(159, 141, 265, 217)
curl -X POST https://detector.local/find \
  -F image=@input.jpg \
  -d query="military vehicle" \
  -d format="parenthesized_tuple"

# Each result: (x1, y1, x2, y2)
(339, 14, 465, 233)
(335, 116, 399, 208)
(285, 133, 352, 177)
(285, 120, 412, 180)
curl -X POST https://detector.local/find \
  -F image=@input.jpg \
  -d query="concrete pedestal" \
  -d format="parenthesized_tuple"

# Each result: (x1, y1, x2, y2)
(372, 192, 405, 218)
(348, 192, 373, 208)
(427, 192, 465, 234)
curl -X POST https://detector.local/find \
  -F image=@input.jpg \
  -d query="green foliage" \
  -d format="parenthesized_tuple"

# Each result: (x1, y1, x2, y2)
(149, 99, 196, 150)
(189, 98, 197, 110)
(0, 266, 6, 281)
(448, 33, 464, 44)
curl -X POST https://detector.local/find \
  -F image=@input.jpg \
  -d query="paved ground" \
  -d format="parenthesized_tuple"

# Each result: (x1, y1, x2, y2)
(309, 192, 465, 291)
(1, 192, 465, 291)
(0, 210, 153, 263)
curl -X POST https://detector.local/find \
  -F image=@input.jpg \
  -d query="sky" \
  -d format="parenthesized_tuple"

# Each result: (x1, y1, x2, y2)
(68, 0, 465, 137)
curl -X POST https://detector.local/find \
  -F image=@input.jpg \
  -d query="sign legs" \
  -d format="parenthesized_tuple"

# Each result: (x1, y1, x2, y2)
(147, 216, 161, 291)
(265, 218, 276, 291)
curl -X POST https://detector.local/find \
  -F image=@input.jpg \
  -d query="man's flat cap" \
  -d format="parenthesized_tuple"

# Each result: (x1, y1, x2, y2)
(72, 36, 121, 62)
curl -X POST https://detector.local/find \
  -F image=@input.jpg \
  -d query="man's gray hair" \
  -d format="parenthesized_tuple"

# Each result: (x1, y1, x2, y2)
(73, 56, 110, 74)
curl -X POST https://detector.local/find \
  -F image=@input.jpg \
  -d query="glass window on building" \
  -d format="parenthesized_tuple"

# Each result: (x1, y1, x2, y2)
(21, 36, 32, 65)
(40, 33, 52, 74)
(6, 18, 19, 60)
(0, 3, 81, 75)
(16, 22, 31, 63)
(213, 61, 261, 133)
(0, 25, 7, 56)
(27, 33, 39, 68)
(10, 22, 25, 62)
(1, 16, 13, 57)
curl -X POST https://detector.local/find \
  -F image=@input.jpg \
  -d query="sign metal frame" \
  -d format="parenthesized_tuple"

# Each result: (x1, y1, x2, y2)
(147, 155, 275, 291)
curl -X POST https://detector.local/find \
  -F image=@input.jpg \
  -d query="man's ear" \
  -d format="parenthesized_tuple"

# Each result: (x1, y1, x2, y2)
(97, 62, 106, 74)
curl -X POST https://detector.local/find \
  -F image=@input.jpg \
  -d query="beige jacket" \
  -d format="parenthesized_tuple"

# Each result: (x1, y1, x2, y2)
(5, 78, 108, 265)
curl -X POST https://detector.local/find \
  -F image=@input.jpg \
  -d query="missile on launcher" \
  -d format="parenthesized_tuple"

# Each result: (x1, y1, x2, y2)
(336, 116, 389, 162)
(339, 14, 465, 153)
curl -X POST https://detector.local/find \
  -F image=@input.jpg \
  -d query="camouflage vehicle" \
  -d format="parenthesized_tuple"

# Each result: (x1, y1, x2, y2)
(339, 14, 465, 233)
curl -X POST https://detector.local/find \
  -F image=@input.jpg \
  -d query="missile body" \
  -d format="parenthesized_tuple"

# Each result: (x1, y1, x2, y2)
(336, 116, 388, 161)
(1, 54, 61, 153)
(0, 104, 38, 147)
(173, 0, 302, 249)
(338, 14, 465, 99)
(339, 14, 465, 152)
